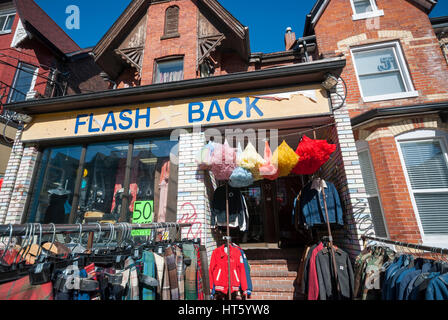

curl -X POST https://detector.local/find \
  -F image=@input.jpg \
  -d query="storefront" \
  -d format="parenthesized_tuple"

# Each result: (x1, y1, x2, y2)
(0, 59, 376, 299)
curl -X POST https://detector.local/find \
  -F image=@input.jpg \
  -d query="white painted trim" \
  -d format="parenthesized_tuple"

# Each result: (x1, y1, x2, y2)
(350, 41, 418, 102)
(356, 141, 390, 238)
(311, 0, 330, 26)
(362, 91, 419, 102)
(352, 9, 384, 21)
(350, 0, 379, 15)
(395, 130, 448, 246)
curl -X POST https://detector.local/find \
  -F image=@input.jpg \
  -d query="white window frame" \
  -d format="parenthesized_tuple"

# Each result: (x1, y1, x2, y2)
(351, 41, 419, 103)
(8, 62, 39, 103)
(350, 0, 384, 20)
(0, 9, 16, 34)
(396, 129, 448, 248)
(356, 140, 389, 238)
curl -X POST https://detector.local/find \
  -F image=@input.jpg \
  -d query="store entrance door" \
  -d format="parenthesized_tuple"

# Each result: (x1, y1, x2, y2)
(230, 176, 309, 248)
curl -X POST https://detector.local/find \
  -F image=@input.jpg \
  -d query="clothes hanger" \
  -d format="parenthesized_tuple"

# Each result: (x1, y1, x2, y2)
(0, 224, 13, 268)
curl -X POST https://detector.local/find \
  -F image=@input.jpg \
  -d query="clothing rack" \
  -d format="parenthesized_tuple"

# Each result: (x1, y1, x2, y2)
(361, 235, 448, 255)
(0, 222, 193, 237)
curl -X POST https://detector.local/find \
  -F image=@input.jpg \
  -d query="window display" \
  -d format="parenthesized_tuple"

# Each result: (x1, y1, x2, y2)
(26, 137, 178, 225)
(28, 146, 83, 224)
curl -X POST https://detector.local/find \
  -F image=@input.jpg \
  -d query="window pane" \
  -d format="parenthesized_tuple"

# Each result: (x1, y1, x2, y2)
(130, 138, 178, 226)
(415, 193, 448, 235)
(359, 72, 406, 96)
(79, 141, 129, 223)
(354, 0, 374, 14)
(155, 59, 184, 84)
(358, 150, 378, 196)
(354, 48, 399, 75)
(28, 146, 83, 224)
(4, 14, 14, 31)
(368, 197, 388, 238)
(400, 140, 448, 189)
(0, 16, 6, 31)
(10, 64, 37, 103)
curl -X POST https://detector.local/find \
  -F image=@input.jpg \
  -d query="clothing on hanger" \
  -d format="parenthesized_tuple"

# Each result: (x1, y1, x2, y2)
(211, 185, 248, 231)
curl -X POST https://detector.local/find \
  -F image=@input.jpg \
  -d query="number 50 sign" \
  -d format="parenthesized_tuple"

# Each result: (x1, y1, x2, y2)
(132, 200, 154, 236)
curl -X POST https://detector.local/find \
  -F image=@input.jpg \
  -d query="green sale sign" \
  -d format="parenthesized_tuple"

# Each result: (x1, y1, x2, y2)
(131, 200, 154, 236)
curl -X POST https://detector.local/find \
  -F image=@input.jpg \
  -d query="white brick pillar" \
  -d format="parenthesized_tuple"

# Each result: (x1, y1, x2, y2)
(0, 129, 24, 224)
(328, 79, 376, 259)
(176, 132, 217, 261)
(4, 144, 38, 224)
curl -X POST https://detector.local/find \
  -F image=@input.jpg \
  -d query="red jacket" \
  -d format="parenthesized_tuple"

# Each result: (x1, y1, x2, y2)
(209, 245, 248, 295)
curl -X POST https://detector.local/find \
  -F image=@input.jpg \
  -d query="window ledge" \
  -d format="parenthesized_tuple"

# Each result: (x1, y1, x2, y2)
(0, 30, 12, 35)
(352, 10, 384, 21)
(362, 91, 419, 103)
(161, 33, 180, 40)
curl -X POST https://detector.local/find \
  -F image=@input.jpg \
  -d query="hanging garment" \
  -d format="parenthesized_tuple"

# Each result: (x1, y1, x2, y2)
(196, 245, 204, 300)
(199, 245, 211, 300)
(162, 256, 171, 300)
(307, 242, 324, 300)
(232, 244, 253, 297)
(299, 180, 344, 228)
(183, 243, 198, 300)
(121, 257, 139, 301)
(165, 246, 179, 300)
(141, 251, 156, 300)
(425, 274, 448, 300)
(158, 161, 170, 222)
(0, 275, 53, 300)
(176, 246, 185, 300)
(259, 140, 279, 181)
(211, 185, 247, 231)
(209, 245, 248, 296)
(315, 246, 355, 300)
(209, 140, 237, 181)
(292, 135, 336, 175)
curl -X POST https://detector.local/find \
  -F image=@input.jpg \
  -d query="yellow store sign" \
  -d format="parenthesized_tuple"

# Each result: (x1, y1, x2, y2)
(21, 84, 330, 142)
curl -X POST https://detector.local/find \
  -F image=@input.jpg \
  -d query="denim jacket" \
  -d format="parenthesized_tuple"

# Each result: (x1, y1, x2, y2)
(425, 274, 448, 300)
(298, 181, 343, 228)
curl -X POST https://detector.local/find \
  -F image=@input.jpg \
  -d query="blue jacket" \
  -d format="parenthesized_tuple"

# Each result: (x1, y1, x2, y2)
(298, 181, 343, 228)
(397, 261, 432, 300)
(425, 274, 448, 300)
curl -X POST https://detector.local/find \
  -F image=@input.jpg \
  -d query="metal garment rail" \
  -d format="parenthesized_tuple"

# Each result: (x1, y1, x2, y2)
(0, 222, 193, 237)
(361, 235, 448, 255)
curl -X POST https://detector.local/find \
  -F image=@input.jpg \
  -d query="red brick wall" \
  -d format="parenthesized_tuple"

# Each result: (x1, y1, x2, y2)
(141, 0, 199, 85)
(367, 135, 422, 243)
(0, 12, 55, 105)
(314, 0, 448, 118)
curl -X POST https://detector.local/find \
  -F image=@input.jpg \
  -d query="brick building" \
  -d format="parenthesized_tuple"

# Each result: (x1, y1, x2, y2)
(300, 0, 448, 248)
(2, 0, 446, 301)
(0, 0, 108, 187)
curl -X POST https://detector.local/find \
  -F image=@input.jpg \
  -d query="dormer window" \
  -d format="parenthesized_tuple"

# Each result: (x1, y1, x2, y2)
(350, 0, 384, 20)
(162, 6, 180, 39)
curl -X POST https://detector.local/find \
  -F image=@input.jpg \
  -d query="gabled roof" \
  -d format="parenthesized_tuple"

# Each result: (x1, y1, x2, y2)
(431, 16, 448, 34)
(304, 0, 438, 36)
(92, 0, 250, 78)
(13, 0, 81, 55)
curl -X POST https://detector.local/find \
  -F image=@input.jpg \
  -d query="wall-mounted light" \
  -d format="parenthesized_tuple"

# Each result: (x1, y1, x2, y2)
(321, 73, 339, 90)
(15, 113, 33, 124)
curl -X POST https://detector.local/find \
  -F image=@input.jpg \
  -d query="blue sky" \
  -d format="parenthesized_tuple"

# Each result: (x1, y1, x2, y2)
(35, 0, 448, 53)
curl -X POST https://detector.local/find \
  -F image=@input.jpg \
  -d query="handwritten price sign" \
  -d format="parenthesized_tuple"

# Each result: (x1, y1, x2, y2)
(132, 200, 154, 236)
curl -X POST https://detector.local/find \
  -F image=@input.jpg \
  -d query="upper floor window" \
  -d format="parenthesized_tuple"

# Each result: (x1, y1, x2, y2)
(350, 0, 384, 20)
(8, 62, 39, 103)
(351, 41, 418, 102)
(162, 6, 179, 39)
(0, 9, 15, 34)
(154, 58, 184, 84)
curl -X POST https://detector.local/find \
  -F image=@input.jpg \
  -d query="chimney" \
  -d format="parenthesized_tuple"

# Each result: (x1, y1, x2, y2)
(285, 27, 296, 51)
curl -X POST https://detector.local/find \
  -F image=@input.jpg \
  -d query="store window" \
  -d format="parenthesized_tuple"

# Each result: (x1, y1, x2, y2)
(0, 9, 15, 33)
(130, 138, 178, 224)
(397, 130, 448, 246)
(27, 137, 179, 226)
(79, 141, 129, 223)
(351, 42, 418, 102)
(28, 146, 83, 224)
(154, 58, 184, 84)
(8, 62, 38, 103)
(350, 0, 383, 20)
(357, 143, 388, 238)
